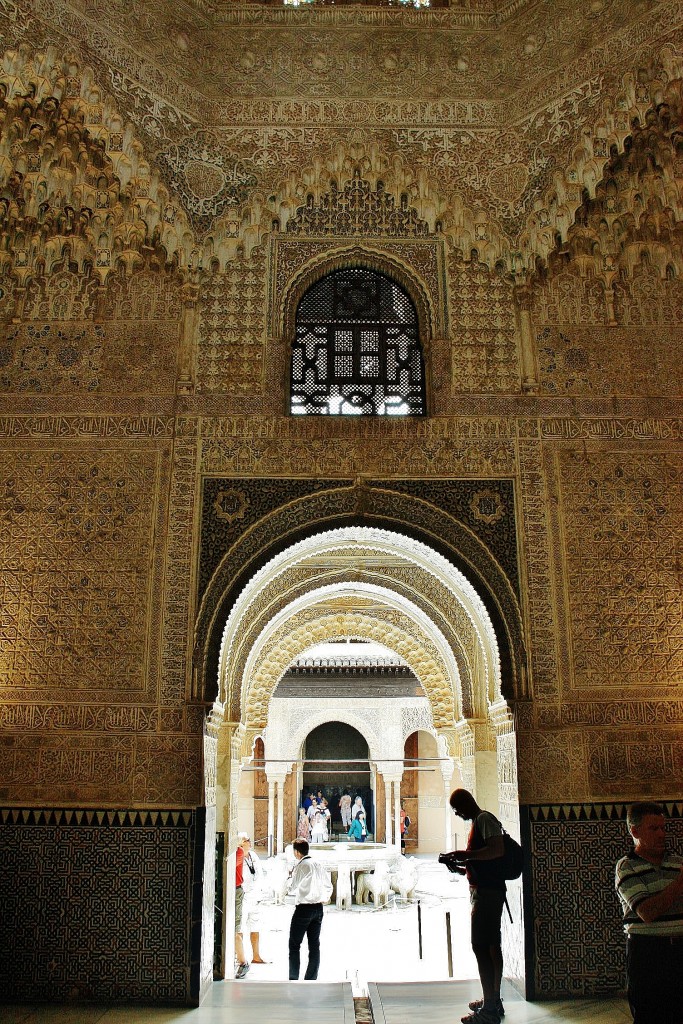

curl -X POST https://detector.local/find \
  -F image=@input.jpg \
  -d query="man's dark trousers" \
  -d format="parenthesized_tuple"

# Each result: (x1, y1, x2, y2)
(627, 934, 683, 1023)
(289, 902, 324, 980)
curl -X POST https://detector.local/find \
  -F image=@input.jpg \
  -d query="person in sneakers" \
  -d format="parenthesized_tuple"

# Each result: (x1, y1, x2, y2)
(448, 788, 506, 1024)
(234, 839, 250, 979)
(615, 802, 683, 1024)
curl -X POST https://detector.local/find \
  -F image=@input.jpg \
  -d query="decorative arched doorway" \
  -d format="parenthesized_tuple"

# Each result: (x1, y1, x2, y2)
(200, 506, 526, 991)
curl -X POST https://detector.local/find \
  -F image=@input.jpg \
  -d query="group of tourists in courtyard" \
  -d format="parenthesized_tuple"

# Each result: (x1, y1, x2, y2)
(233, 791, 683, 1024)
(296, 788, 368, 843)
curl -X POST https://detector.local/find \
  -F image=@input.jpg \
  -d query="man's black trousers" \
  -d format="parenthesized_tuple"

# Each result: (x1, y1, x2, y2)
(627, 934, 683, 1023)
(289, 902, 324, 980)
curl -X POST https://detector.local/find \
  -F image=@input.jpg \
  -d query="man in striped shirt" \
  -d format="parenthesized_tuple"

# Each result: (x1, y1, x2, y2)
(615, 802, 683, 1023)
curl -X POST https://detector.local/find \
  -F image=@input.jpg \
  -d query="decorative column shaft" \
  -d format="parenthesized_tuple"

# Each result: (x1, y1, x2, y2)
(267, 781, 275, 858)
(219, 719, 245, 978)
(436, 731, 457, 853)
(513, 283, 539, 393)
(384, 780, 393, 846)
(276, 779, 285, 854)
(444, 782, 453, 851)
(178, 277, 200, 394)
(393, 783, 402, 851)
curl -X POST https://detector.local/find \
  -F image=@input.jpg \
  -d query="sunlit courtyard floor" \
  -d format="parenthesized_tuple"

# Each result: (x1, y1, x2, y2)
(227, 854, 630, 1023)
(238, 855, 479, 988)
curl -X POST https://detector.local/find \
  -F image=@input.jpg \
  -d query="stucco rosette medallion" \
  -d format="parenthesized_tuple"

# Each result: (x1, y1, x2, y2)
(158, 130, 258, 232)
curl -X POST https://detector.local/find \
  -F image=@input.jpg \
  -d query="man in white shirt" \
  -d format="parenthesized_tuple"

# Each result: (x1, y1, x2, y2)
(287, 838, 332, 980)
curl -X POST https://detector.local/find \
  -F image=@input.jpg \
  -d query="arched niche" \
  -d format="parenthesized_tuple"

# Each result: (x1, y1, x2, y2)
(301, 721, 371, 804)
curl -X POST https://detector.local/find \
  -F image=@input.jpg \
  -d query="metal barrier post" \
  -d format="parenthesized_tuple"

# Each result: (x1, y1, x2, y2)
(417, 899, 423, 959)
(446, 910, 453, 978)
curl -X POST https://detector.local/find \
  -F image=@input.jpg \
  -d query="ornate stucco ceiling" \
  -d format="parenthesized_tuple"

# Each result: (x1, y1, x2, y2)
(3, 0, 682, 275)
(20, 0, 678, 117)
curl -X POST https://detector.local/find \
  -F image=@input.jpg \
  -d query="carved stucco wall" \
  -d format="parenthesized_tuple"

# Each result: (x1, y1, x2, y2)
(266, 696, 436, 766)
(0, 1, 682, 1003)
(0, 421, 203, 808)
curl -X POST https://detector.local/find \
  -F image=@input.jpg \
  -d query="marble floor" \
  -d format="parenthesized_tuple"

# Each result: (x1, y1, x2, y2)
(0, 858, 630, 1024)
(0, 984, 632, 1024)
(368, 982, 631, 1024)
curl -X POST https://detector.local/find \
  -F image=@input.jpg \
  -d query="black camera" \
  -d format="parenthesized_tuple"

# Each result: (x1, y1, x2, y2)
(438, 852, 466, 874)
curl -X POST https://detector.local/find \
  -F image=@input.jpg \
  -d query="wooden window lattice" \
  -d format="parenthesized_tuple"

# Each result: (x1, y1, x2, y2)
(291, 267, 426, 416)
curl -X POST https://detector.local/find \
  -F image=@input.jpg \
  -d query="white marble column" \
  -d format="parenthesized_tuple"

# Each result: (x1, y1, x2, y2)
(441, 760, 455, 851)
(276, 779, 285, 854)
(444, 784, 453, 851)
(384, 778, 393, 845)
(220, 718, 245, 978)
(393, 783, 402, 851)
(267, 780, 275, 857)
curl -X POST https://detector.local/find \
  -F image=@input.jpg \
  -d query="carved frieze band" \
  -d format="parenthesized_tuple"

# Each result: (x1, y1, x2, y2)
(535, 701, 683, 727)
(0, 704, 159, 731)
(160, 420, 201, 707)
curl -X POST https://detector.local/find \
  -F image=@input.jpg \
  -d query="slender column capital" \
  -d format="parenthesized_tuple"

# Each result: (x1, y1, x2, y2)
(264, 765, 291, 785)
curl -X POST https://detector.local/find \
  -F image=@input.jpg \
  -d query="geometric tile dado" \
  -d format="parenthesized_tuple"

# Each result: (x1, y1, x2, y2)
(0, 807, 199, 1003)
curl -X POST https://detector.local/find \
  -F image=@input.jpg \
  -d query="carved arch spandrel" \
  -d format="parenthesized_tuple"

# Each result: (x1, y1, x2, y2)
(196, 484, 525, 707)
(238, 607, 455, 733)
(271, 708, 383, 767)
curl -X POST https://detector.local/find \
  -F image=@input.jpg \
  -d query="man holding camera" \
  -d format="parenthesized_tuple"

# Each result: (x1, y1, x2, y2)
(440, 788, 506, 1024)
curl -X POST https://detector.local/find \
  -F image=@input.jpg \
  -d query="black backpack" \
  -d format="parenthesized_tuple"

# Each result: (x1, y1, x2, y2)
(500, 830, 523, 880)
(468, 815, 523, 886)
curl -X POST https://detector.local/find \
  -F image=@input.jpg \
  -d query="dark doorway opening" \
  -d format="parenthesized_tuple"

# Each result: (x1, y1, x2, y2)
(302, 721, 373, 833)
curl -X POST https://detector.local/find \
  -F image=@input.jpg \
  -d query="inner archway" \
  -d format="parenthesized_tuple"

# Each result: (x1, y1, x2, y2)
(207, 521, 525, 992)
(303, 721, 370, 793)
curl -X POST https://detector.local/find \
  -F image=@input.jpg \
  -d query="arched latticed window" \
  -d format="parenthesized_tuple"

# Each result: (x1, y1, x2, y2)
(290, 267, 426, 416)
